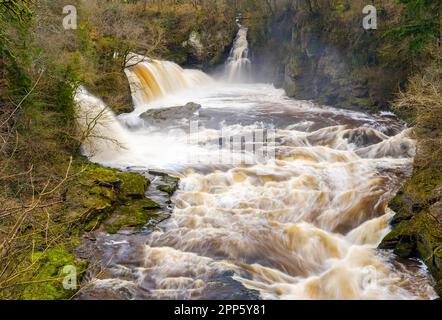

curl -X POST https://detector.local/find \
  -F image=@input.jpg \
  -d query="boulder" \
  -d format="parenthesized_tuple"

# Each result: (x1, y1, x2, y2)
(140, 102, 202, 127)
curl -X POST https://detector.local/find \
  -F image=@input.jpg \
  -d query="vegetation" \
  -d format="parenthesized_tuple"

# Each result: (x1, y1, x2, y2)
(242, 0, 440, 109)
(0, 0, 234, 299)
(0, 0, 441, 299)
(379, 46, 442, 296)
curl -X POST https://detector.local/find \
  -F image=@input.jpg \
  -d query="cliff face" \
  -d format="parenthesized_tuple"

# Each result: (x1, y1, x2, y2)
(247, 1, 407, 111)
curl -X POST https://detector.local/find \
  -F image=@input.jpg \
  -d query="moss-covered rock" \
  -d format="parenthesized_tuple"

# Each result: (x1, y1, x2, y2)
(118, 172, 149, 200)
(104, 198, 161, 234)
(156, 175, 180, 196)
(65, 163, 160, 234)
(380, 178, 442, 297)
(22, 247, 88, 300)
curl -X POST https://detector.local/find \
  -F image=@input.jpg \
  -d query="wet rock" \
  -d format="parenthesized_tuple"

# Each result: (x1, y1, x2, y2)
(118, 172, 149, 200)
(103, 198, 161, 234)
(148, 170, 170, 177)
(65, 164, 160, 234)
(140, 102, 201, 126)
(156, 175, 180, 196)
(379, 220, 417, 258)
(342, 128, 386, 147)
(156, 184, 176, 196)
(380, 205, 442, 296)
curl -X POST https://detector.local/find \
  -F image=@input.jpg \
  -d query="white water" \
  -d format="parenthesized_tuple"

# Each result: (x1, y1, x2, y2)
(125, 53, 213, 110)
(225, 24, 251, 82)
(74, 56, 437, 300)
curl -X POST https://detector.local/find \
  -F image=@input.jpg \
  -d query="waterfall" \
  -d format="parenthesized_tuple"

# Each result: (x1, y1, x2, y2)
(124, 54, 213, 110)
(74, 86, 134, 165)
(225, 24, 251, 82)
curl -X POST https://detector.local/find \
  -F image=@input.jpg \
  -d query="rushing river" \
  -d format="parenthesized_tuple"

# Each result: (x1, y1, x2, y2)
(73, 27, 437, 300)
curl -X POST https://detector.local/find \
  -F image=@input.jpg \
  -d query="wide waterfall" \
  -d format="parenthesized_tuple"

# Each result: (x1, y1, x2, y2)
(74, 51, 437, 300)
(125, 54, 212, 110)
(225, 24, 251, 82)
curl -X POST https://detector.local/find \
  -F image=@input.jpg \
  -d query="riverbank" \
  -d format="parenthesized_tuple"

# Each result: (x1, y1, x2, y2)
(0, 156, 180, 299)
(379, 53, 442, 297)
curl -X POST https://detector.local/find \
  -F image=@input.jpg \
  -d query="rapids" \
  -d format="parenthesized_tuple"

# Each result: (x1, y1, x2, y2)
(73, 34, 437, 299)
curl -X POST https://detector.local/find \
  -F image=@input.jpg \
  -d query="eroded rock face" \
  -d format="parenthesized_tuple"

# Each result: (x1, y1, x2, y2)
(185, 31, 205, 62)
(247, 4, 408, 111)
(181, 29, 236, 67)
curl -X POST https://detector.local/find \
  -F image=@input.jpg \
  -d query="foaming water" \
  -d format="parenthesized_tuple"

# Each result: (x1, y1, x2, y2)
(74, 87, 133, 163)
(225, 24, 251, 82)
(75, 80, 437, 300)
(125, 54, 213, 110)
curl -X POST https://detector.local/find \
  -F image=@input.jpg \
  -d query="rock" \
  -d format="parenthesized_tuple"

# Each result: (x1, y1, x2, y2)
(22, 247, 88, 300)
(140, 102, 201, 126)
(187, 31, 205, 61)
(379, 209, 442, 295)
(103, 198, 161, 234)
(379, 219, 417, 257)
(65, 164, 159, 234)
(341, 128, 385, 147)
(118, 172, 149, 200)
(156, 174, 180, 196)
(148, 170, 170, 177)
(157, 184, 176, 196)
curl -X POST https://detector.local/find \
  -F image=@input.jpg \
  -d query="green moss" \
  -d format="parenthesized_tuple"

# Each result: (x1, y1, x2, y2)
(379, 219, 417, 257)
(22, 247, 88, 300)
(435, 280, 442, 297)
(118, 172, 149, 200)
(333, 1, 350, 14)
(156, 175, 179, 196)
(65, 163, 160, 235)
(157, 184, 176, 195)
(380, 208, 442, 287)
(350, 97, 373, 109)
(104, 198, 160, 234)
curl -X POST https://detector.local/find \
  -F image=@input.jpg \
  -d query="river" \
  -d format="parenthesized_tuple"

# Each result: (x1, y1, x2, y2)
(73, 27, 437, 300)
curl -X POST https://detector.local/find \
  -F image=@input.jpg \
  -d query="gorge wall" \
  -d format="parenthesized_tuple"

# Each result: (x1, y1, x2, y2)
(245, 1, 414, 111)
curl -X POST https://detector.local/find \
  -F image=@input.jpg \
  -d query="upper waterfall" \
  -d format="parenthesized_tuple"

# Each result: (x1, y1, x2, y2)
(225, 23, 251, 82)
(125, 54, 213, 110)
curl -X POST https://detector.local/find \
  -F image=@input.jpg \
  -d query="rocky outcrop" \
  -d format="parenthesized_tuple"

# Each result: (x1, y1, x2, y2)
(140, 102, 201, 127)
(380, 191, 442, 297)
(181, 28, 236, 69)
(247, 2, 407, 111)
(65, 163, 179, 234)
(379, 58, 442, 298)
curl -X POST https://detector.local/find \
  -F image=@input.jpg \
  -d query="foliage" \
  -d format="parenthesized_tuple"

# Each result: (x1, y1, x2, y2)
(384, 0, 441, 55)
(0, 0, 32, 21)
